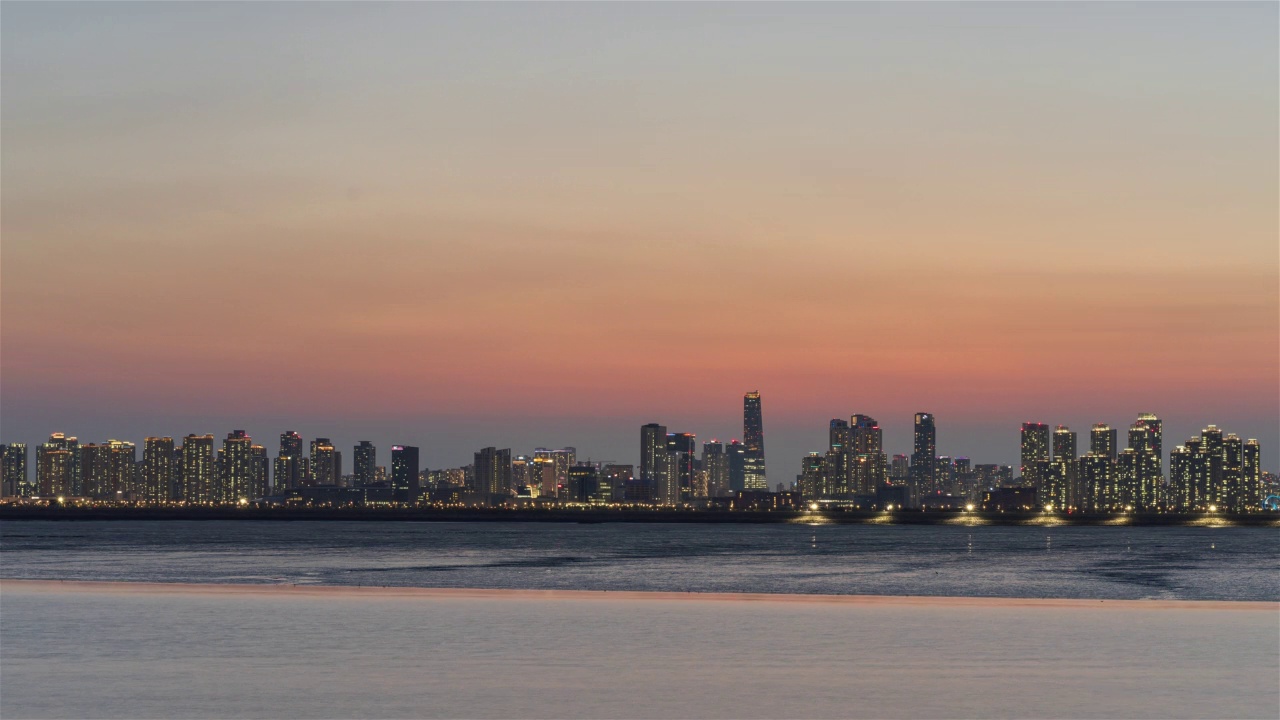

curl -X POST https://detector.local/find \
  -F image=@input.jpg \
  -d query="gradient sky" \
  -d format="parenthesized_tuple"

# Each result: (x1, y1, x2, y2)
(2, 2, 1277, 473)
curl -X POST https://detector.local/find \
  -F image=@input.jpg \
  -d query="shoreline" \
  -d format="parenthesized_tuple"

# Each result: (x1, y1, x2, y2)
(2, 505, 1277, 527)
(3, 579, 1274, 611)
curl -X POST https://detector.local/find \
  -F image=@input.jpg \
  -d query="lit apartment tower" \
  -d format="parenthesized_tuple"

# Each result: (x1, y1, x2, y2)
(1222, 434, 1244, 512)
(1079, 453, 1113, 511)
(1168, 445, 1193, 511)
(801, 452, 825, 499)
(80, 444, 111, 498)
(657, 450, 681, 505)
(220, 431, 254, 503)
(2, 443, 29, 497)
(1242, 440, 1261, 511)
(1045, 425, 1078, 509)
(40, 433, 80, 495)
(1136, 412, 1167, 474)
(701, 442, 729, 498)
(474, 447, 512, 502)
(275, 431, 303, 492)
(511, 456, 532, 493)
(535, 448, 576, 497)
(1199, 425, 1226, 507)
(180, 434, 216, 503)
(935, 457, 955, 495)
(850, 414, 887, 494)
(829, 419, 849, 452)
(743, 392, 766, 489)
(1090, 424, 1117, 461)
(1116, 448, 1160, 511)
(727, 440, 747, 493)
(530, 456, 557, 499)
(37, 447, 73, 497)
(890, 454, 910, 484)
(310, 439, 336, 486)
(640, 424, 667, 499)
(822, 447, 848, 497)
(953, 457, 974, 499)
(603, 465, 634, 503)
(249, 445, 269, 499)
(141, 438, 175, 503)
(1020, 423, 1050, 490)
(354, 441, 377, 487)
(391, 445, 420, 503)
(666, 432, 697, 501)
(108, 440, 137, 499)
(911, 413, 937, 497)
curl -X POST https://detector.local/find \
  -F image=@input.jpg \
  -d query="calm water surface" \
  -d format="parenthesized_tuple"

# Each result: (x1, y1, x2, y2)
(2, 522, 1277, 719)
(1, 520, 1277, 600)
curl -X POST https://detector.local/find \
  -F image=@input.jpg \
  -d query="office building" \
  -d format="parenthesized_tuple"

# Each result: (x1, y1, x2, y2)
(743, 392, 766, 489)
(701, 442, 728, 498)
(391, 445, 420, 502)
(666, 432, 696, 501)
(354, 441, 377, 487)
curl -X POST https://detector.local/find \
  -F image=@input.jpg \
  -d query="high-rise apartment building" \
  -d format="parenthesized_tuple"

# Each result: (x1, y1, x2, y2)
(310, 439, 336, 487)
(249, 444, 269, 499)
(1130, 413, 1163, 477)
(1020, 423, 1050, 490)
(800, 452, 825, 499)
(39, 433, 80, 496)
(2, 443, 30, 497)
(354, 441, 377, 487)
(727, 440, 747, 493)
(474, 447, 512, 501)
(701, 442, 729, 498)
(220, 431, 254, 503)
(911, 413, 937, 498)
(743, 392, 766, 489)
(1090, 424, 1117, 460)
(640, 424, 667, 499)
(275, 431, 303, 493)
(141, 437, 174, 503)
(828, 419, 849, 453)
(180, 434, 216, 503)
(666, 432, 696, 501)
(391, 445, 420, 502)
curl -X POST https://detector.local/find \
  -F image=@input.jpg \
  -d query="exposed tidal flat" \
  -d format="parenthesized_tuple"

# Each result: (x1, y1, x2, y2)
(2, 521, 1278, 719)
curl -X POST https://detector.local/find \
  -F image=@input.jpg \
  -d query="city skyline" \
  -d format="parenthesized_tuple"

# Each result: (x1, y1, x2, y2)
(5, 397, 1274, 486)
(2, 3, 1276, 474)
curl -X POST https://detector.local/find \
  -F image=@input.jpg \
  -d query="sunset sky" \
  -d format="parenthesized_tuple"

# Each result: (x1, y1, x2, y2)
(2, 2, 1276, 471)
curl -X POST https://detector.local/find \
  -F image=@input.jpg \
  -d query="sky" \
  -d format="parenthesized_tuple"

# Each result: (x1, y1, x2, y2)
(2, 2, 1277, 474)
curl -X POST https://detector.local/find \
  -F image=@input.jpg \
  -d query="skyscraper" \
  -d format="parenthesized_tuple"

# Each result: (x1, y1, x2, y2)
(666, 432, 696, 501)
(180, 434, 215, 503)
(640, 423, 667, 500)
(354, 441, 377, 487)
(310, 438, 336, 487)
(36, 445, 73, 497)
(743, 392, 766, 489)
(726, 440, 747, 493)
(142, 437, 175, 503)
(1020, 423, 1050, 490)
(1242, 439, 1262, 511)
(850, 414, 887, 494)
(39, 433, 80, 495)
(221, 431, 254, 503)
(800, 452, 825, 499)
(275, 431, 303, 493)
(1131, 413, 1163, 477)
(79, 443, 112, 498)
(474, 447, 512, 502)
(249, 444, 269, 499)
(701, 442, 729, 498)
(1090, 424, 1117, 461)
(911, 413, 937, 498)
(391, 445, 420, 503)
(828, 419, 849, 453)
(2, 443, 29, 497)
